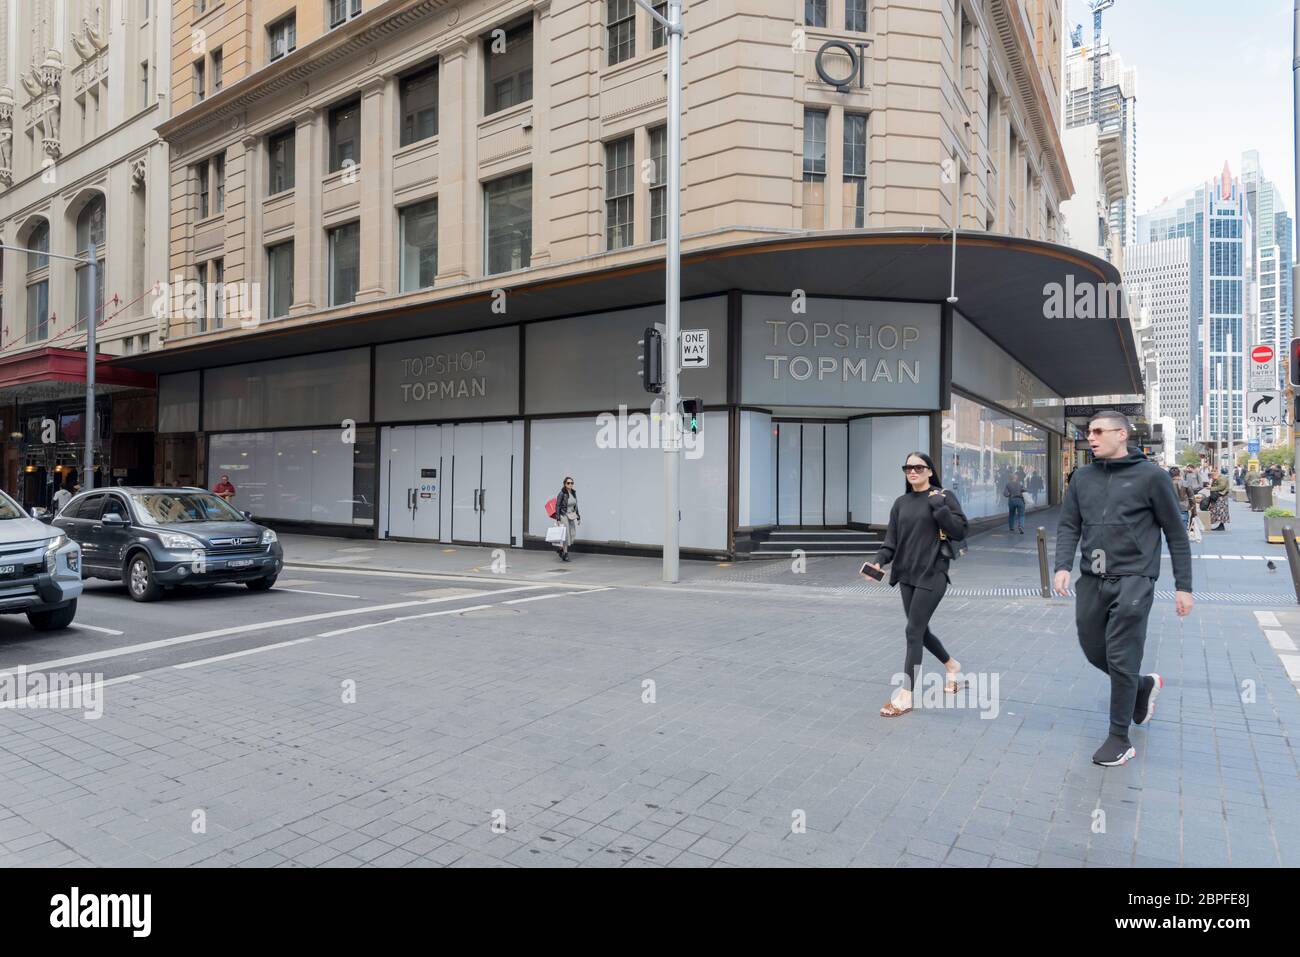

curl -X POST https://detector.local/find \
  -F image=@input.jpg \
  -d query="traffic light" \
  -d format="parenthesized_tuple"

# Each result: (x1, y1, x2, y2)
(638, 327, 664, 394)
(1291, 337, 1300, 387)
(681, 398, 703, 433)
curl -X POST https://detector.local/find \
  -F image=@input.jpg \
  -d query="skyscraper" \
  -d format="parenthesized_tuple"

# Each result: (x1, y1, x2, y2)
(1139, 164, 1252, 456)
(1065, 30, 1138, 247)
(1241, 152, 1294, 444)
(1125, 239, 1193, 443)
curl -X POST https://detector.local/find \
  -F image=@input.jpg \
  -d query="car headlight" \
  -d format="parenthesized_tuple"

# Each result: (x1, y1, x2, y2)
(261, 529, 278, 545)
(44, 534, 67, 572)
(160, 532, 204, 550)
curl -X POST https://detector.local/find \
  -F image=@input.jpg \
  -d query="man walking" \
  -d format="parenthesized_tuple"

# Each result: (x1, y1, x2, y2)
(1053, 411, 1193, 767)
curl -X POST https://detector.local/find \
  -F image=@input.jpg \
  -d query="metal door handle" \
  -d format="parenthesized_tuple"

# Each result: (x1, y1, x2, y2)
(473, 488, 480, 512)
(479, 489, 485, 511)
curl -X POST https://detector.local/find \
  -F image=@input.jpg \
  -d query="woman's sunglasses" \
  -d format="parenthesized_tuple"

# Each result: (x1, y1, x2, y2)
(901, 464, 930, 473)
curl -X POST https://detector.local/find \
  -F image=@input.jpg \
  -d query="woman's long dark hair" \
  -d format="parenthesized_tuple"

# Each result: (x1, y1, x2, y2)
(902, 451, 943, 494)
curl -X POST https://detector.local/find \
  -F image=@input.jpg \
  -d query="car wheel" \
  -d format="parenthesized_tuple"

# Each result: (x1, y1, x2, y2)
(26, 599, 78, 632)
(246, 575, 277, 592)
(126, 553, 163, 602)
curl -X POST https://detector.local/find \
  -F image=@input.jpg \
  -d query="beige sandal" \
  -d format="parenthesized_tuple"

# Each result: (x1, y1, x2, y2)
(944, 673, 967, 694)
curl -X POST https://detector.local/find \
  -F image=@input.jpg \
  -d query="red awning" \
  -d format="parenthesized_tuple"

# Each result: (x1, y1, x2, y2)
(0, 348, 156, 404)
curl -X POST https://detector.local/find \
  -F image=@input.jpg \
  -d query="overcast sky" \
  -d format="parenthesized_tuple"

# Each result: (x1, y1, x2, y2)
(1064, 0, 1295, 230)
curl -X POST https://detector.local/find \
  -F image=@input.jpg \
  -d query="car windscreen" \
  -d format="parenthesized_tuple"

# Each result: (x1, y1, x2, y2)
(130, 492, 245, 525)
(0, 489, 25, 520)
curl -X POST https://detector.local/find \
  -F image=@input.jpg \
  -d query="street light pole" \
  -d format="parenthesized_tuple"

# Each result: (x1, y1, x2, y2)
(637, 0, 684, 583)
(1293, 0, 1300, 481)
(0, 242, 100, 491)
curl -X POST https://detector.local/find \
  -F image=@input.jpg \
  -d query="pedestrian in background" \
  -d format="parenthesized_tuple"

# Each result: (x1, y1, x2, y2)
(554, 476, 581, 562)
(1004, 472, 1026, 534)
(1208, 469, 1231, 531)
(214, 474, 237, 503)
(1027, 469, 1044, 505)
(52, 483, 72, 514)
(1054, 411, 1193, 767)
(1168, 467, 1193, 528)
(862, 452, 971, 718)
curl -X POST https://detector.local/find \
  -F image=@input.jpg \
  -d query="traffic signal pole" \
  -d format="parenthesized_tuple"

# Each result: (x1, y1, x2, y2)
(1293, 0, 1300, 483)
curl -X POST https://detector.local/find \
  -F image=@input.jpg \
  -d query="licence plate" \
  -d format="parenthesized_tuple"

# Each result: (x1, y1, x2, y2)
(226, 559, 254, 569)
(0, 565, 15, 577)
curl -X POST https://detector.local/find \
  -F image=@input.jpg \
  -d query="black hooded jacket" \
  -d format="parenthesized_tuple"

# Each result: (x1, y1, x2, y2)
(1053, 448, 1192, 592)
(875, 487, 969, 590)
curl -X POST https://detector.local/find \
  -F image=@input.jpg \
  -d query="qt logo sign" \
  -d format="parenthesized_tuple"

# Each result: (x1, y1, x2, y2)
(815, 40, 871, 92)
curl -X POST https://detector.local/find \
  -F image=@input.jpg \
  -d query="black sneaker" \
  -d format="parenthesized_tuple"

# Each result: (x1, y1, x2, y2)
(1133, 674, 1163, 725)
(1092, 734, 1136, 767)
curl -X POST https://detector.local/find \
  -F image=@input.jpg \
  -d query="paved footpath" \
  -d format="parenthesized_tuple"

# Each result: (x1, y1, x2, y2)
(0, 495, 1294, 868)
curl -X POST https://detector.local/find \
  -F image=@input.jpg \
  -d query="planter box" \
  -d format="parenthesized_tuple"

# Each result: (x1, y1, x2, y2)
(1247, 484, 1275, 511)
(1265, 516, 1294, 544)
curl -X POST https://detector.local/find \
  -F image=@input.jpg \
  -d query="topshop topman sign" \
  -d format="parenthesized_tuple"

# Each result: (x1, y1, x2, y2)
(815, 39, 871, 92)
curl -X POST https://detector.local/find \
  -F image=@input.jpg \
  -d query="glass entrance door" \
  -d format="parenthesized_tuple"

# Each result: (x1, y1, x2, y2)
(774, 421, 848, 526)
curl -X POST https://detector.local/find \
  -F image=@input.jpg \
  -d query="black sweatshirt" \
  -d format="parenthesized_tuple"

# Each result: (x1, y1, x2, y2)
(1053, 448, 1192, 592)
(874, 487, 969, 590)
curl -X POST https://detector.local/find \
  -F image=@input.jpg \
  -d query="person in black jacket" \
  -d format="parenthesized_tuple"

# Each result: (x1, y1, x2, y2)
(554, 477, 581, 562)
(1053, 411, 1193, 768)
(862, 451, 971, 718)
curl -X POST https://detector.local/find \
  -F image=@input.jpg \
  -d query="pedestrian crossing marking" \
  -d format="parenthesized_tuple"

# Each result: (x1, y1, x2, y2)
(1265, 630, 1297, 651)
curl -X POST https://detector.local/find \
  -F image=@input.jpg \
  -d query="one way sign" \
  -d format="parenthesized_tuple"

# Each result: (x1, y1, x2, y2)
(1247, 390, 1282, 427)
(681, 329, 709, 369)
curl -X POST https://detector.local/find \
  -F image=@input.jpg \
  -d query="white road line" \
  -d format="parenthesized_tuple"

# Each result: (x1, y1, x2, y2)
(1220, 555, 1242, 560)
(502, 592, 573, 605)
(1256, 611, 1281, 627)
(1265, 630, 1298, 651)
(567, 587, 615, 596)
(174, 638, 315, 669)
(285, 562, 602, 590)
(0, 585, 547, 678)
(1279, 654, 1300, 682)
(317, 603, 494, 638)
(274, 588, 362, 599)
(72, 623, 125, 636)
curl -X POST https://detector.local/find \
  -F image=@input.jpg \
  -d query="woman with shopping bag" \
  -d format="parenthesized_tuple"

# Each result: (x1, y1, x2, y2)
(547, 477, 581, 561)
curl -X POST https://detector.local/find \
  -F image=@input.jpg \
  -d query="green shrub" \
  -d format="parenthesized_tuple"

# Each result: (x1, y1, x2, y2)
(1264, 507, 1294, 518)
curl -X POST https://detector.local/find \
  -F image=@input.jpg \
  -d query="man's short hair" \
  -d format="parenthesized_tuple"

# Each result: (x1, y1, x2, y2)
(1088, 410, 1132, 434)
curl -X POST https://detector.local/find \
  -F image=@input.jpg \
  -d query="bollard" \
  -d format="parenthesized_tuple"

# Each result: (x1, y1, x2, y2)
(1036, 526, 1050, 598)
(1282, 526, 1300, 605)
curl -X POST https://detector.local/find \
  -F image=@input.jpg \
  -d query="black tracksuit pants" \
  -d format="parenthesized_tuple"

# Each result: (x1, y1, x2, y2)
(900, 581, 951, 691)
(1074, 573, 1156, 739)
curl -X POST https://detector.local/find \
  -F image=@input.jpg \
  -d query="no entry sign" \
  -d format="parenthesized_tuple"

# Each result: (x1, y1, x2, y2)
(1252, 345, 1275, 364)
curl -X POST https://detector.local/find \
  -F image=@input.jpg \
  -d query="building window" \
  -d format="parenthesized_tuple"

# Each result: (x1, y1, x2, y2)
(605, 136, 634, 250)
(329, 100, 360, 172)
(484, 170, 532, 275)
(649, 125, 668, 242)
(214, 152, 226, 213)
(802, 108, 827, 228)
(329, 0, 362, 28)
(140, 60, 149, 107)
(484, 19, 533, 116)
(196, 261, 208, 332)
(212, 258, 225, 327)
(73, 196, 107, 334)
(328, 222, 360, 306)
(846, 0, 867, 32)
(27, 222, 49, 271)
(651, 1, 668, 49)
(267, 242, 294, 318)
(193, 59, 205, 102)
(399, 62, 439, 146)
(26, 281, 48, 343)
(211, 48, 223, 93)
(268, 127, 296, 194)
(268, 14, 297, 62)
(805, 0, 827, 28)
(196, 0, 206, 15)
(607, 0, 635, 66)
(195, 160, 210, 218)
(843, 114, 867, 228)
(399, 198, 438, 292)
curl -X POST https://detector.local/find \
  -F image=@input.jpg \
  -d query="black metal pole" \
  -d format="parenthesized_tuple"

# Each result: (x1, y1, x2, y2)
(1282, 526, 1300, 604)
(1037, 526, 1050, 598)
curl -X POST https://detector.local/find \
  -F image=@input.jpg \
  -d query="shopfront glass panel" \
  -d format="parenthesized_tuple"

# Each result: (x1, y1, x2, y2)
(941, 393, 1049, 521)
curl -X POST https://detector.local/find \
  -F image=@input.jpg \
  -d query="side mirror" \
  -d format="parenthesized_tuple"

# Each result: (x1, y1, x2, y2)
(102, 513, 130, 527)
(242, 511, 252, 520)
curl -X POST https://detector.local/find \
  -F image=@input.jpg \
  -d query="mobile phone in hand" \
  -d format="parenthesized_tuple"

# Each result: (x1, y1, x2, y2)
(860, 562, 884, 581)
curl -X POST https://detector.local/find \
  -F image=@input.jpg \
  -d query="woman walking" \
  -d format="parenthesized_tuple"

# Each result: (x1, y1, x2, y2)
(1208, 468, 1231, 531)
(554, 476, 581, 561)
(862, 452, 971, 718)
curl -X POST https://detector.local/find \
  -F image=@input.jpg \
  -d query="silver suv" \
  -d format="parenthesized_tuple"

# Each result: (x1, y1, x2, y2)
(0, 488, 83, 631)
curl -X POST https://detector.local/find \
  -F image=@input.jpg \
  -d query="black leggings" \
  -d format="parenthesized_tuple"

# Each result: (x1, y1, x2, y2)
(899, 581, 952, 692)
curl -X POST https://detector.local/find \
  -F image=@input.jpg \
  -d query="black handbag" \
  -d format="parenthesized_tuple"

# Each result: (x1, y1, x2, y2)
(938, 528, 967, 561)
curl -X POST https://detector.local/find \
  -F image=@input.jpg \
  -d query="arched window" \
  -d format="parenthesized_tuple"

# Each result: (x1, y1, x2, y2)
(27, 221, 49, 271)
(75, 195, 106, 333)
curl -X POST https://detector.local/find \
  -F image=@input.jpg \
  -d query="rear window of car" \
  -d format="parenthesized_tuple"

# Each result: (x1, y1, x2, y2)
(65, 494, 104, 520)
